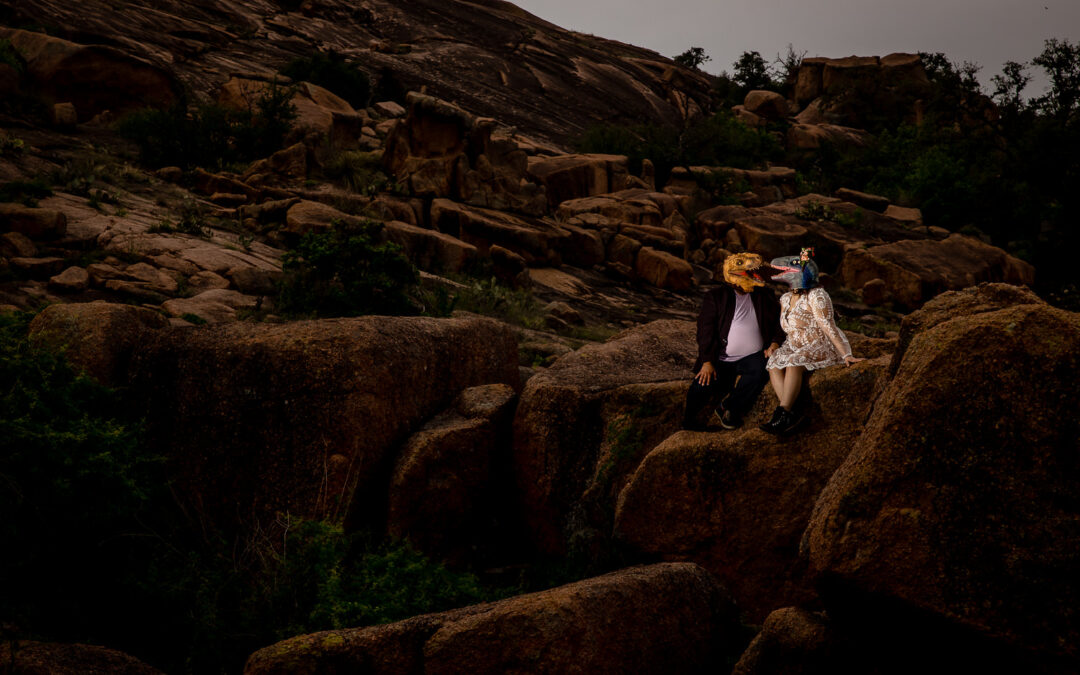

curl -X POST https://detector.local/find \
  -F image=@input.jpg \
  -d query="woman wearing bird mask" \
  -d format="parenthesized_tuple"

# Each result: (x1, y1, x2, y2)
(761, 247, 864, 435)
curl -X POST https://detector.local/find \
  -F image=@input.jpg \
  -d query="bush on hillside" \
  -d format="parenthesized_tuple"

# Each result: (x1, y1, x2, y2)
(117, 81, 297, 169)
(281, 50, 371, 108)
(575, 109, 781, 186)
(277, 219, 419, 317)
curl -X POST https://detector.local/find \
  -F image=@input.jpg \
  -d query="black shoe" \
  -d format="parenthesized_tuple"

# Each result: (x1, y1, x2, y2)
(720, 408, 742, 430)
(775, 407, 808, 435)
(759, 406, 786, 434)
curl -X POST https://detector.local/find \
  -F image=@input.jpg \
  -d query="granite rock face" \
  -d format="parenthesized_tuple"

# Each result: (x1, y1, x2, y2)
(803, 294, 1080, 666)
(244, 563, 742, 675)
(126, 316, 520, 536)
(5, 0, 714, 146)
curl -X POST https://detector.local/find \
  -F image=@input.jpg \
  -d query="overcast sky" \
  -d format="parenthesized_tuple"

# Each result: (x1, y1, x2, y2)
(512, 0, 1080, 96)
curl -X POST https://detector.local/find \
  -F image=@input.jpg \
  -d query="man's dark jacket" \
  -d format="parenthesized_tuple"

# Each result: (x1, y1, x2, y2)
(693, 285, 785, 372)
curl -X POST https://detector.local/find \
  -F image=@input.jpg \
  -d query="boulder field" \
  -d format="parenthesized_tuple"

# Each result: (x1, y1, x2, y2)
(11, 283, 1080, 672)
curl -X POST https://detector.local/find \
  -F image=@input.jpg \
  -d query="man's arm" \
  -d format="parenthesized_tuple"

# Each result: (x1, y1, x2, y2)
(696, 291, 719, 370)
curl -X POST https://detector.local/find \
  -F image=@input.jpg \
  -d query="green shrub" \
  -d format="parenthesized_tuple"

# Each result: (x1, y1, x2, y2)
(575, 110, 780, 187)
(0, 38, 25, 73)
(277, 220, 419, 317)
(282, 50, 371, 108)
(682, 109, 782, 168)
(49, 154, 130, 196)
(0, 179, 52, 206)
(323, 150, 388, 194)
(0, 311, 159, 641)
(449, 277, 546, 330)
(117, 82, 297, 170)
(0, 133, 25, 156)
(275, 522, 490, 633)
(690, 169, 750, 205)
(575, 120, 680, 183)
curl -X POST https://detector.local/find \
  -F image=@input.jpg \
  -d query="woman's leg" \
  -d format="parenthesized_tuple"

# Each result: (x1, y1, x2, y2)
(779, 366, 805, 410)
(768, 366, 785, 400)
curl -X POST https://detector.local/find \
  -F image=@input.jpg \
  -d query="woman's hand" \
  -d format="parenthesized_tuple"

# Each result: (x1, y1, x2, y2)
(764, 342, 780, 357)
(844, 355, 865, 367)
(695, 362, 716, 385)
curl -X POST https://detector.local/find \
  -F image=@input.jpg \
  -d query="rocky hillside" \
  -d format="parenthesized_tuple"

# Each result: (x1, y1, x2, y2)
(1, 1, 1074, 673)
(1, 0, 713, 146)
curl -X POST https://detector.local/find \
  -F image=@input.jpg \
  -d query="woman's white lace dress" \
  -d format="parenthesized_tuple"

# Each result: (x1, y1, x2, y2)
(767, 287, 852, 370)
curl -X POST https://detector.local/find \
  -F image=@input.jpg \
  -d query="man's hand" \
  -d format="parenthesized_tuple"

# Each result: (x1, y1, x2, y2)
(695, 362, 716, 386)
(764, 342, 780, 358)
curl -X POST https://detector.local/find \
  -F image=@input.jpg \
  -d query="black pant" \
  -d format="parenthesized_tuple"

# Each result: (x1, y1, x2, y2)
(683, 351, 768, 427)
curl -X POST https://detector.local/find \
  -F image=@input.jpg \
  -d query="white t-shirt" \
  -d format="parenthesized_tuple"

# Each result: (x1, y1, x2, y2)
(722, 291, 763, 362)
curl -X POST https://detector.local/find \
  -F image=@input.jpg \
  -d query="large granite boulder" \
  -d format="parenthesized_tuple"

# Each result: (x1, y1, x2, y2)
(743, 90, 791, 120)
(526, 153, 630, 209)
(244, 563, 741, 675)
(0, 204, 68, 239)
(512, 320, 697, 557)
(613, 356, 890, 620)
(790, 53, 930, 129)
(0, 28, 179, 118)
(387, 383, 518, 563)
(27, 301, 170, 385)
(556, 189, 678, 228)
(634, 246, 694, 291)
(887, 283, 1045, 375)
(732, 607, 837, 675)
(384, 220, 478, 274)
(384, 93, 547, 215)
(803, 294, 1080, 666)
(839, 234, 1035, 309)
(126, 316, 520, 536)
(0, 641, 163, 675)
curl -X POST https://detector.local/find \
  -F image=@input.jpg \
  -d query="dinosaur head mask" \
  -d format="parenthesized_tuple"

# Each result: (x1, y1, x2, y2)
(769, 248, 820, 290)
(722, 252, 778, 292)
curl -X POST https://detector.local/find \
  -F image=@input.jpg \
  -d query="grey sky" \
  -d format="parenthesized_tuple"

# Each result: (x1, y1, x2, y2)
(512, 0, 1080, 96)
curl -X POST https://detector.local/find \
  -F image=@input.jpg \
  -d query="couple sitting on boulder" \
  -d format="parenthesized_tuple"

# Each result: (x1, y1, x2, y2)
(683, 248, 863, 435)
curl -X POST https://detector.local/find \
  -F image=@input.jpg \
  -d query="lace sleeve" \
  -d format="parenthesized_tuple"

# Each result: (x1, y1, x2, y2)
(809, 289, 852, 359)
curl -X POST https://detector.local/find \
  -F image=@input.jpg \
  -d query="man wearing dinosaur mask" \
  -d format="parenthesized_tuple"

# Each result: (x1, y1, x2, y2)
(682, 252, 785, 431)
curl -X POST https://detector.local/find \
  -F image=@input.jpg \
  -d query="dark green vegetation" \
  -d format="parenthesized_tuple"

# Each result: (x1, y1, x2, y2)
(281, 50, 371, 108)
(116, 81, 297, 170)
(0, 37, 24, 72)
(576, 108, 781, 186)
(448, 276, 546, 329)
(321, 149, 389, 194)
(277, 220, 419, 317)
(673, 46, 710, 70)
(0, 178, 51, 206)
(0, 311, 509, 673)
(276, 222, 559, 333)
(709, 47, 803, 107)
